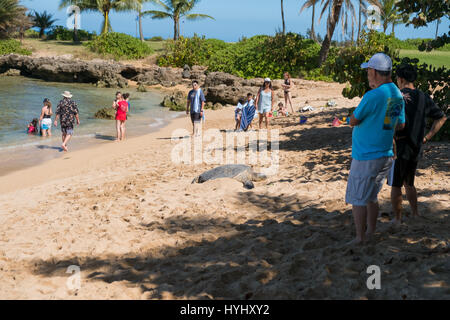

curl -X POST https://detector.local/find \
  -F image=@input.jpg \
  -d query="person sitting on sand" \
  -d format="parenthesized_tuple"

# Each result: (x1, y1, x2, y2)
(54, 91, 80, 152)
(114, 93, 129, 141)
(39, 98, 53, 137)
(388, 64, 447, 224)
(27, 118, 39, 135)
(186, 80, 206, 136)
(235, 98, 245, 131)
(277, 102, 288, 116)
(346, 53, 405, 245)
(282, 72, 295, 114)
(255, 78, 275, 130)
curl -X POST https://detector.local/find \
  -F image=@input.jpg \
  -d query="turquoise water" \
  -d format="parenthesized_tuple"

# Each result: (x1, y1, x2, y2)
(0, 76, 181, 175)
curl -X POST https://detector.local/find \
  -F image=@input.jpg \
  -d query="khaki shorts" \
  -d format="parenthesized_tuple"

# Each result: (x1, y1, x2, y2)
(345, 157, 393, 206)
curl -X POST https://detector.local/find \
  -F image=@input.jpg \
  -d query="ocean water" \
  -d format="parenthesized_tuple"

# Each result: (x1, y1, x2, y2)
(0, 76, 182, 175)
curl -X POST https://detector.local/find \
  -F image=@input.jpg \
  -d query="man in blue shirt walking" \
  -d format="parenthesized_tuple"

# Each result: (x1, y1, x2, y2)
(346, 53, 406, 245)
(186, 80, 206, 136)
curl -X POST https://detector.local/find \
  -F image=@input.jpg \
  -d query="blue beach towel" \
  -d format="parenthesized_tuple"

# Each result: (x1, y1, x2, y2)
(240, 104, 256, 131)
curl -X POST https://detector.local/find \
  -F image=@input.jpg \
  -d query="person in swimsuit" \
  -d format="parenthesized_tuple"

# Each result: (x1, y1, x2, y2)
(282, 72, 294, 114)
(27, 118, 38, 135)
(254, 78, 275, 130)
(39, 98, 53, 137)
(114, 94, 128, 141)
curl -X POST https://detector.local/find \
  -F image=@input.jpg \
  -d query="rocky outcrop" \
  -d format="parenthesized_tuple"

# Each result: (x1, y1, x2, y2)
(161, 90, 186, 111)
(0, 54, 130, 88)
(203, 72, 263, 105)
(94, 107, 116, 120)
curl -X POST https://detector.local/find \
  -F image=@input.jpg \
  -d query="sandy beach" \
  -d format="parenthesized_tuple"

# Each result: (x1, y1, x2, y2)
(0, 80, 448, 300)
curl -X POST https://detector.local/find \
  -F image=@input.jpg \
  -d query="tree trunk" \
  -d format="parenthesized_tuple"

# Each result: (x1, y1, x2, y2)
(139, 11, 144, 41)
(357, 1, 361, 45)
(311, 3, 317, 42)
(435, 19, 440, 39)
(391, 22, 394, 35)
(173, 17, 178, 40)
(383, 21, 387, 34)
(318, 0, 344, 66)
(102, 11, 109, 34)
(351, 18, 354, 46)
(281, 0, 286, 35)
(39, 29, 44, 38)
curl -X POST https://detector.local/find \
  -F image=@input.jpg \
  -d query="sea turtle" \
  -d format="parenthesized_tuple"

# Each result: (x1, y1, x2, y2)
(192, 164, 267, 189)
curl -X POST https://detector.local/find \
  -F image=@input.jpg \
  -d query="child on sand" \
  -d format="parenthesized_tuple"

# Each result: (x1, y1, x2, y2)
(114, 94, 128, 141)
(277, 102, 289, 116)
(27, 118, 38, 134)
(235, 98, 245, 131)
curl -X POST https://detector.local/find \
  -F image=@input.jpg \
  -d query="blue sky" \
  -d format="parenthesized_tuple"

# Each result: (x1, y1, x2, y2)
(22, 0, 449, 41)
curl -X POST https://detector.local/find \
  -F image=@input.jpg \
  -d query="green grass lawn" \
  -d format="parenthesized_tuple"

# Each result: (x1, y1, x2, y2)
(399, 49, 450, 69)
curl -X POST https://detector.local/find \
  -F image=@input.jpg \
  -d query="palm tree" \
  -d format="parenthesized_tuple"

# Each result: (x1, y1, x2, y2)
(317, 0, 357, 66)
(0, 0, 30, 38)
(59, 0, 138, 35)
(142, 0, 214, 40)
(32, 11, 57, 38)
(300, 0, 319, 42)
(380, 0, 401, 35)
(281, 0, 286, 35)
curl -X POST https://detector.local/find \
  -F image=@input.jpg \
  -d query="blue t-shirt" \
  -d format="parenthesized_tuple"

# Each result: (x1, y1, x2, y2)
(187, 89, 206, 114)
(352, 83, 405, 161)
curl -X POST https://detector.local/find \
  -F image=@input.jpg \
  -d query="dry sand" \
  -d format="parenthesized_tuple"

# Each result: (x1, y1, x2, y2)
(0, 80, 448, 300)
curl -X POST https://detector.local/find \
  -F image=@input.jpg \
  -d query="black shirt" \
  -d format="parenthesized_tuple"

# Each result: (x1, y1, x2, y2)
(395, 88, 444, 161)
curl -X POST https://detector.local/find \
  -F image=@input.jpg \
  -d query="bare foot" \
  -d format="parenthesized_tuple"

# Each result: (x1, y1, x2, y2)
(61, 144, 68, 152)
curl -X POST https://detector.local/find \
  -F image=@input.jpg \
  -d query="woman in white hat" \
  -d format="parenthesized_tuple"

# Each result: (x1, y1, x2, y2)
(254, 78, 275, 129)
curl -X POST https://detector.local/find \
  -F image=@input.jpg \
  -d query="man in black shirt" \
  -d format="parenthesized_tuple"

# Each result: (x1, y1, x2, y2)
(389, 64, 447, 223)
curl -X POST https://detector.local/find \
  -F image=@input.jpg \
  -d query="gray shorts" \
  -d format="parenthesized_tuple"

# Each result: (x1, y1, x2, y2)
(61, 126, 74, 136)
(345, 157, 393, 206)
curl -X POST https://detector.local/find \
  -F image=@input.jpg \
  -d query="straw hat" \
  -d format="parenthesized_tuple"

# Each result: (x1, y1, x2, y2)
(62, 91, 73, 98)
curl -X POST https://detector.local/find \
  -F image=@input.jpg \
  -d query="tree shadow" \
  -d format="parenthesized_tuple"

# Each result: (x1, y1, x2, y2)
(29, 192, 449, 300)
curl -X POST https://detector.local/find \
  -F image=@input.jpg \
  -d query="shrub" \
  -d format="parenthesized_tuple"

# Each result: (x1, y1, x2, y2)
(46, 26, 96, 41)
(24, 29, 39, 38)
(85, 32, 153, 60)
(158, 33, 323, 80)
(147, 36, 163, 41)
(0, 39, 31, 55)
(157, 34, 230, 68)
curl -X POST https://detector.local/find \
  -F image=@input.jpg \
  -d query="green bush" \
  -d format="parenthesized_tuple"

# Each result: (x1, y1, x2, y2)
(24, 29, 40, 39)
(85, 32, 154, 60)
(147, 36, 164, 41)
(158, 33, 323, 80)
(0, 39, 31, 55)
(47, 26, 96, 41)
(157, 34, 230, 68)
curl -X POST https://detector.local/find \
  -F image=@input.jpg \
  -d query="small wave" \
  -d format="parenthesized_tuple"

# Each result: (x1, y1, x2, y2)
(149, 118, 165, 128)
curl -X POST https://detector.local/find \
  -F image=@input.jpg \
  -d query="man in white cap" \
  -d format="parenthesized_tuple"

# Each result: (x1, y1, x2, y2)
(346, 52, 406, 244)
(54, 91, 80, 152)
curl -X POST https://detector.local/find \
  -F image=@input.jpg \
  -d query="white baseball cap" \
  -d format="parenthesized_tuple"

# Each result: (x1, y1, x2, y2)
(361, 53, 392, 71)
(264, 78, 271, 82)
